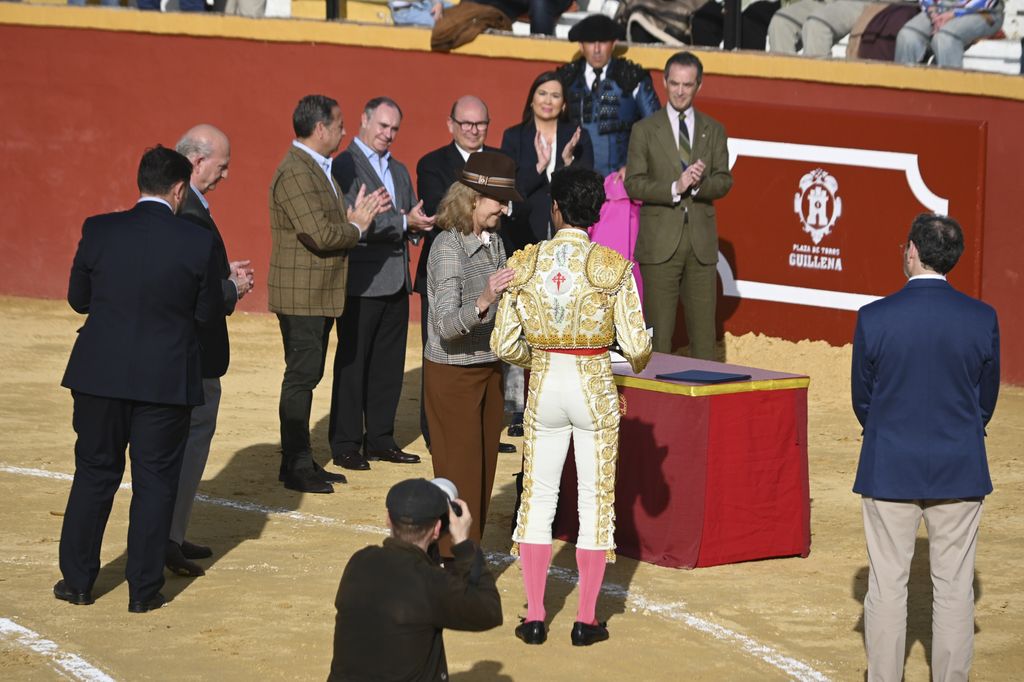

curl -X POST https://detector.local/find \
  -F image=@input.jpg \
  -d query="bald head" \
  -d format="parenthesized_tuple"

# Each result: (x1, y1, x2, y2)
(447, 95, 489, 153)
(176, 124, 231, 194)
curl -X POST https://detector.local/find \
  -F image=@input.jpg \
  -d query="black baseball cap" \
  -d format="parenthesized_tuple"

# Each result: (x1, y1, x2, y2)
(386, 479, 449, 525)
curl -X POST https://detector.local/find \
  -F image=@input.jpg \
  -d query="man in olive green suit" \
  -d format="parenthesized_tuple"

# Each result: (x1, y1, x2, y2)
(268, 94, 388, 493)
(624, 52, 732, 359)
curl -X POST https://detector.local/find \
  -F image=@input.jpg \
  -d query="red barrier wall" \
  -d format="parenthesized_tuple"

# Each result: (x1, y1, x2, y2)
(1, 23, 1021, 381)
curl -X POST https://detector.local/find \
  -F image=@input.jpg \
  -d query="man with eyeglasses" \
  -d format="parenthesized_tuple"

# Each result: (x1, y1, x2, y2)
(413, 95, 501, 450)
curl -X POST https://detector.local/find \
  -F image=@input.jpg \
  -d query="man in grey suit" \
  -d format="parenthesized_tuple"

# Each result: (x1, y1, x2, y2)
(625, 51, 733, 359)
(330, 97, 435, 470)
(166, 124, 254, 577)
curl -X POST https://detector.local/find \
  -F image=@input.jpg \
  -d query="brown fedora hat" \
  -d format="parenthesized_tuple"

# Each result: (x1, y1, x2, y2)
(459, 151, 523, 202)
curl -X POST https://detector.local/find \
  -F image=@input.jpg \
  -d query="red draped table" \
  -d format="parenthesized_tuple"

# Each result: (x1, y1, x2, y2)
(552, 353, 811, 568)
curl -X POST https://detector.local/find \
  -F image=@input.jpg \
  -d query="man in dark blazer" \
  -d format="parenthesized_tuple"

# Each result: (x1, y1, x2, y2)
(55, 146, 219, 613)
(624, 51, 733, 360)
(852, 214, 1000, 681)
(331, 97, 434, 470)
(163, 124, 254, 577)
(414, 95, 499, 449)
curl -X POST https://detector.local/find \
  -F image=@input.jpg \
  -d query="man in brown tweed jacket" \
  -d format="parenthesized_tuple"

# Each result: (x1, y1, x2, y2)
(269, 94, 389, 494)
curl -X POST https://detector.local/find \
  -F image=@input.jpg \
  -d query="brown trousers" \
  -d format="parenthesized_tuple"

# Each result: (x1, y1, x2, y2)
(424, 359, 504, 555)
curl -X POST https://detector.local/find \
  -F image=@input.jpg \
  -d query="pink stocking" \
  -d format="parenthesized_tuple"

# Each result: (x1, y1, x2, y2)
(519, 543, 552, 622)
(575, 548, 607, 625)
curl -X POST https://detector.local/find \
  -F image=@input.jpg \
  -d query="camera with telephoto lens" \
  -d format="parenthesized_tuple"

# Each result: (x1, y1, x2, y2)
(430, 478, 462, 533)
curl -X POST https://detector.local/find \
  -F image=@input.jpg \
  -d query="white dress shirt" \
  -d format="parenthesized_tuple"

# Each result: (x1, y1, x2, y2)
(292, 140, 337, 196)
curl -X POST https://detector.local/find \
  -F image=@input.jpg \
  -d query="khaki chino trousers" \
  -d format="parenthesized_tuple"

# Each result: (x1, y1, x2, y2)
(861, 497, 983, 682)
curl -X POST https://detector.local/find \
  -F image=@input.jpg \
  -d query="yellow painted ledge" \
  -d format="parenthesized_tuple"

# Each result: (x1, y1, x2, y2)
(616, 374, 810, 397)
(3, 2, 1023, 102)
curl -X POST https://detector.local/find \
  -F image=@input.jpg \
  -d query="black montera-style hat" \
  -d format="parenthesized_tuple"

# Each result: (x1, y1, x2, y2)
(459, 151, 524, 202)
(567, 14, 624, 42)
(386, 479, 449, 525)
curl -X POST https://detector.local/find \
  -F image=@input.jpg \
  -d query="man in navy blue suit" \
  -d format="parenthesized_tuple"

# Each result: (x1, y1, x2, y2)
(55, 146, 219, 614)
(852, 213, 1000, 681)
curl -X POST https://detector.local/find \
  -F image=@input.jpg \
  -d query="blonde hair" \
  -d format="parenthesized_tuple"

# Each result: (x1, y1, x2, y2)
(436, 181, 482, 235)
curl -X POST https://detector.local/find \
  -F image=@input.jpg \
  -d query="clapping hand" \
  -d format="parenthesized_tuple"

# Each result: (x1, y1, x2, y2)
(561, 126, 582, 166)
(677, 159, 706, 193)
(534, 131, 552, 174)
(348, 184, 392, 233)
(404, 199, 436, 233)
(229, 259, 254, 299)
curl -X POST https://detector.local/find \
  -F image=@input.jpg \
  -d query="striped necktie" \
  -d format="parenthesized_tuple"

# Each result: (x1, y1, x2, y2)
(678, 113, 691, 166)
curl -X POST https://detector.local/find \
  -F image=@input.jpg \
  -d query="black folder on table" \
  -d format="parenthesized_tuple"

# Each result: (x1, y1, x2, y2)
(655, 370, 752, 384)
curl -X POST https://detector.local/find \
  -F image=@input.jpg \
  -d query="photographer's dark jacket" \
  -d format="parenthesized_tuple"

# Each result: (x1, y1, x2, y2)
(329, 537, 502, 682)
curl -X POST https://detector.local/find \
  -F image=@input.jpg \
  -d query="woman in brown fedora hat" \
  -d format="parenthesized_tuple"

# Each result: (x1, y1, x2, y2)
(423, 151, 522, 557)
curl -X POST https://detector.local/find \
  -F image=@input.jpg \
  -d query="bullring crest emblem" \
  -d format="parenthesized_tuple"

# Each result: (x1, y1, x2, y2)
(793, 168, 842, 245)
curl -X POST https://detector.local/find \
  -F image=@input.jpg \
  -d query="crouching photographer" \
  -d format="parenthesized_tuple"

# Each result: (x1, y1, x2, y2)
(329, 478, 503, 681)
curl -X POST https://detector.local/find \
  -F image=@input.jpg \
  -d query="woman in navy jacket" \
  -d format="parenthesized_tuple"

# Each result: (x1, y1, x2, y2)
(500, 71, 594, 256)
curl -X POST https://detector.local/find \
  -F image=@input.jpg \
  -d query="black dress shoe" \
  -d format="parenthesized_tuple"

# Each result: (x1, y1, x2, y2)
(570, 621, 609, 646)
(515, 619, 546, 645)
(282, 468, 334, 494)
(507, 420, 524, 438)
(128, 593, 167, 613)
(312, 461, 348, 484)
(365, 448, 420, 464)
(333, 451, 371, 471)
(180, 540, 212, 560)
(53, 579, 93, 606)
(166, 541, 205, 577)
(498, 442, 517, 454)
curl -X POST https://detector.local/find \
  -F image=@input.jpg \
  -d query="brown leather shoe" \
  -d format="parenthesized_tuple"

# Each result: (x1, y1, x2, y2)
(365, 448, 420, 464)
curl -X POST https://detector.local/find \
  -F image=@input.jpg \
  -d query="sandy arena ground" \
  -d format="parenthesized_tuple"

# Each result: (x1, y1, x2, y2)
(0, 295, 1021, 681)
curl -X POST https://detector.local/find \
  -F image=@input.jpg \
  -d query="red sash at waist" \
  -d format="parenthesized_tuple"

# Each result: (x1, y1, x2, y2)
(546, 347, 607, 356)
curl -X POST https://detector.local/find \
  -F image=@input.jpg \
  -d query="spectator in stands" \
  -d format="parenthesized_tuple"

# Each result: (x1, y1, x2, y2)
(894, 0, 1003, 68)
(137, 0, 205, 10)
(767, 0, 868, 56)
(68, 0, 121, 7)
(557, 14, 661, 180)
(469, 0, 573, 34)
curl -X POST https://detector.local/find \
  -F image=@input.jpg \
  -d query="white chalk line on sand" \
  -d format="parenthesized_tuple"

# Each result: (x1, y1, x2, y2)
(2, 464, 831, 681)
(0, 617, 115, 682)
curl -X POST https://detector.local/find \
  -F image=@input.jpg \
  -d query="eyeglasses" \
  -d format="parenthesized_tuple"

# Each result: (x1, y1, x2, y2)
(452, 118, 490, 132)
